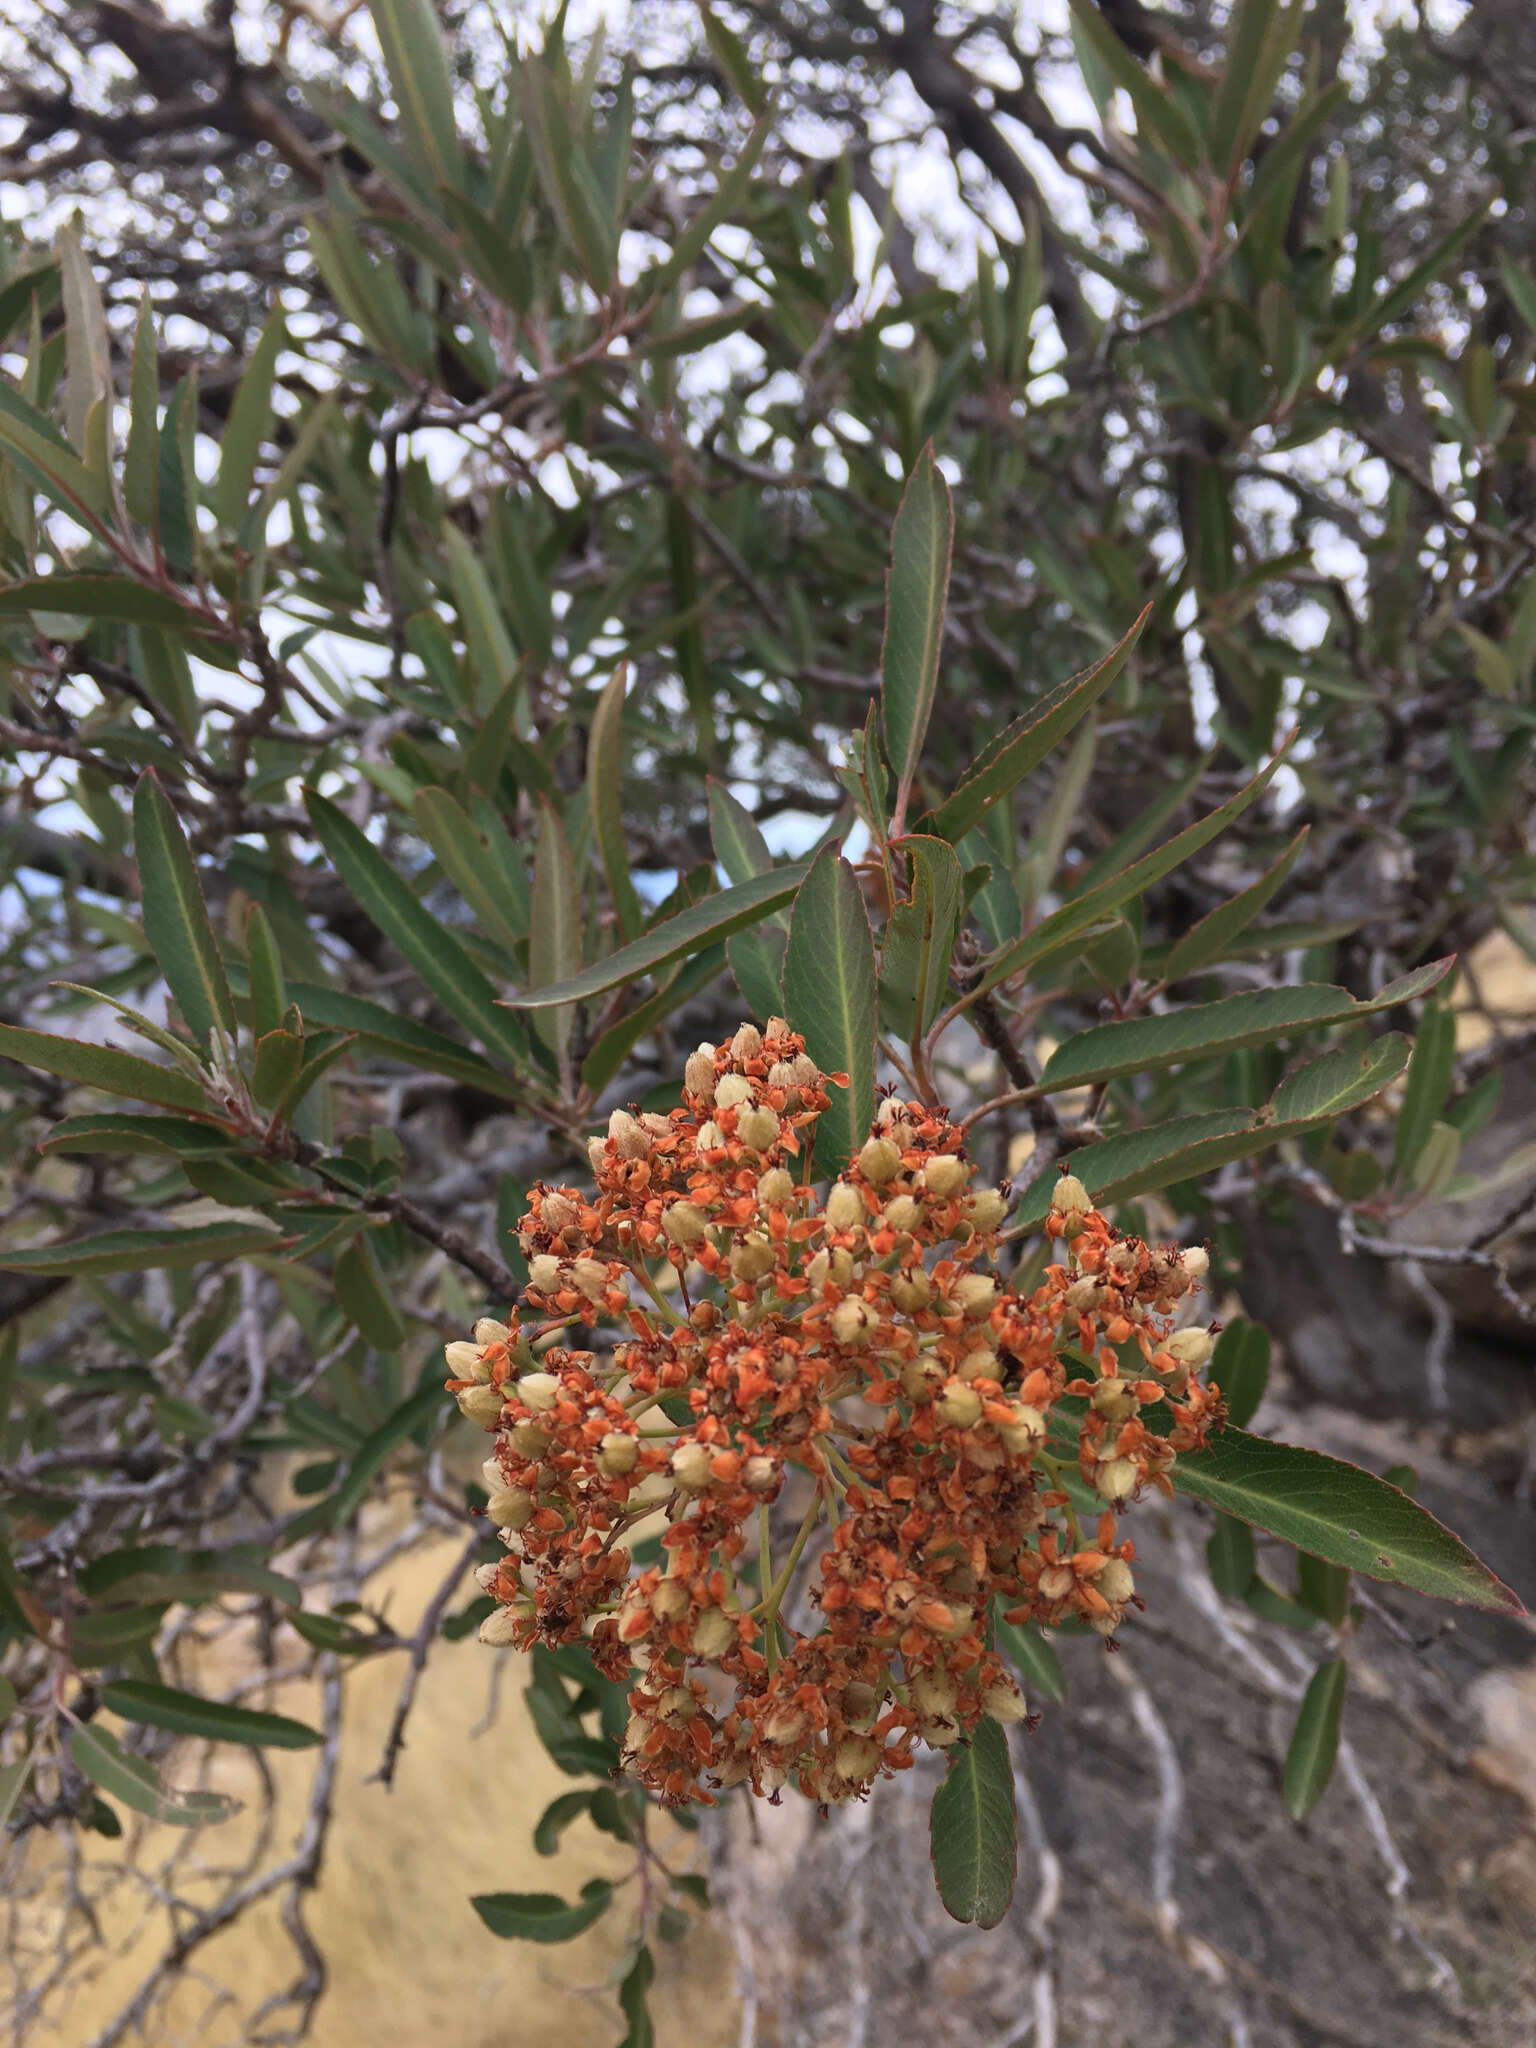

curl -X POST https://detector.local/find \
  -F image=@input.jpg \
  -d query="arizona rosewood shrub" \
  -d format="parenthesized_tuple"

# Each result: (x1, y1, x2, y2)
(445, 1018, 1219, 1807)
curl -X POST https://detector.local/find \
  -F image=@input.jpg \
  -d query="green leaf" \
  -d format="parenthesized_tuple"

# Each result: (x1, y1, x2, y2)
(1283, 1658, 1346, 1819)
(1067, 0, 1203, 168)
(37, 1113, 236, 1159)
(326, 1375, 450, 1530)
(0, 1221, 282, 1277)
(471, 1879, 614, 1942)
(370, 0, 462, 190)
(0, 1024, 208, 1113)
(880, 837, 962, 1046)
(0, 381, 110, 521)
(529, 801, 582, 1065)
(533, 1789, 597, 1855)
(993, 1607, 1066, 1704)
(134, 770, 237, 1045)
(156, 375, 199, 579)
(881, 443, 954, 827)
(1038, 962, 1451, 1094)
(645, 108, 773, 297)
(101, 1680, 322, 1750)
(727, 926, 786, 1027)
(782, 847, 878, 1177)
(0, 575, 198, 626)
(508, 860, 810, 1008)
(57, 222, 113, 456)
(68, 1724, 238, 1828)
(1211, 1319, 1269, 1430)
(79, 1544, 301, 1609)
(618, 1944, 656, 2048)
(972, 735, 1291, 1001)
(1205, 1514, 1256, 1597)
(1393, 1001, 1455, 1179)
(1268, 1034, 1410, 1122)
(244, 902, 288, 1043)
(708, 777, 773, 887)
(1163, 828, 1309, 980)
(124, 299, 159, 528)
(520, 66, 616, 289)
(1296, 1553, 1350, 1627)
(1210, 0, 1305, 178)
(210, 306, 285, 526)
(334, 1233, 408, 1351)
(1172, 1429, 1524, 1612)
(918, 607, 1149, 846)
(411, 788, 528, 954)
(588, 668, 643, 940)
(929, 1716, 1016, 1929)
(69, 1605, 170, 1665)
(241, 976, 521, 1101)
(305, 790, 528, 1071)
(0, 1753, 35, 1831)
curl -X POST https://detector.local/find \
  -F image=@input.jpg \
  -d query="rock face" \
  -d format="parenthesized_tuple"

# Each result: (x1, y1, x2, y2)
(710, 1407, 1536, 2048)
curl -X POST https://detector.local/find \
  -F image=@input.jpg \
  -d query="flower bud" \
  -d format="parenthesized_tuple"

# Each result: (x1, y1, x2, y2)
(911, 1667, 956, 1720)
(1094, 1456, 1140, 1505)
(1096, 1558, 1135, 1603)
(671, 1442, 713, 1491)
(882, 1195, 923, 1233)
(954, 1273, 996, 1319)
(508, 1418, 551, 1458)
(715, 1074, 754, 1111)
(690, 1300, 718, 1332)
(890, 1269, 932, 1313)
(757, 1167, 795, 1205)
(955, 1346, 998, 1382)
(920, 1154, 968, 1200)
(517, 1372, 560, 1412)
(697, 1120, 726, 1151)
(487, 1484, 535, 1529)
(444, 1339, 485, 1379)
(481, 1456, 505, 1492)
(652, 1579, 690, 1621)
(842, 1680, 881, 1724)
(998, 1403, 1046, 1453)
(541, 1193, 578, 1232)
(833, 1734, 882, 1783)
(962, 1187, 1008, 1230)
(830, 1297, 874, 1346)
(825, 1181, 865, 1232)
(571, 1257, 610, 1302)
(936, 1380, 983, 1429)
(1051, 1174, 1092, 1218)
(1166, 1327, 1213, 1367)
(730, 1235, 776, 1284)
(807, 1247, 854, 1292)
(475, 1560, 500, 1593)
(901, 1355, 946, 1402)
(1181, 1246, 1210, 1279)
(858, 1136, 902, 1185)
(478, 1604, 523, 1647)
(527, 1254, 562, 1293)
(736, 1103, 780, 1151)
(685, 1047, 717, 1100)
(661, 1201, 709, 1248)
(982, 1679, 1028, 1724)
(456, 1384, 506, 1427)
(588, 1136, 607, 1176)
(731, 1022, 764, 1060)
(691, 1607, 737, 1661)
(1064, 1277, 1103, 1311)
(474, 1318, 509, 1347)
(596, 1432, 639, 1477)
(742, 1454, 780, 1495)
(1091, 1377, 1139, 1424)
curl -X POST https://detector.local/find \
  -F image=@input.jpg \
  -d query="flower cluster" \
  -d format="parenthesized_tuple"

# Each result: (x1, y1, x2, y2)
(444, 1018, 1222, 1807)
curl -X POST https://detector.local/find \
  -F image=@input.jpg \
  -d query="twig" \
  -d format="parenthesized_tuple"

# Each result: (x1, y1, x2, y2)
(369, 1531, 483, 1789)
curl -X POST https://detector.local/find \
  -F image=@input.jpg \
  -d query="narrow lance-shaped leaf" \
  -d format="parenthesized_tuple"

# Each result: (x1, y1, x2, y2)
(782, 847, 878, 1178)
(530, 801, 582, 1065)
(0, 577, 201, 626)
(0, 1024, 208, 1113)
(244, 901, 288, 1043)
(101, 1679, 323, 1750)
(880, 836, 962, 1047)
(929, 1716, 1017, 1928)
(67, 1724, 237, 1828)
(210, 306, 285, 526)
(0, 1221, 283, 1277)
(134, 770, 237, 1046)
(589, 667, 643, 939)
(124, 297, 159, 529)
(708, 776, 774, 887)
(370, 0, 462, 191)
(881, 443, 954, 832)
(471, 1879, 615, 1942)
(412, 787, 529, 954)
(1163, 826, 1309, 981)
(1283, 1659, 1347, 1820)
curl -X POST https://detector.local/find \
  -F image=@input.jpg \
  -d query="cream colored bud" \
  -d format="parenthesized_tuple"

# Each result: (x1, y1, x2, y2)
(911, 1668, 956, 1720)
(834, 1734, 882, 1782)
(963, 1188, 1008, 1230)
(883, 1194, 923, 1233)
(998, 1403, 1047, 1454)
(508, 1418, 551, 1458)
(757, 1167, 795, 1205)
(954, 1273, 997, 1319)
(571, 1257, 610, 1302)
(826, 1181, 865, 1232)
(1096, 1558, 1135, 1603)
(691, 1607, 737, 1661)
(541, 1193, 578, 1231)
(901, 1355, 945, 1402)
(1094, 1457, 1140, 1505)
(487, 1484, 535, 1529)
(956, 1347, 999, 1383)
(736, 1104, 780, 1152)
(641, 1112, 671, 1136)
(444, 1339, 485, 1379)
(730, 1023, 763, 1060)
(858, 1136, 902, 1185)
(685, 1048, 717, 1100)
(1166, 1327, 1214, 1367)
(657, 1686, 697, 1725)
(921, 1154, 968, 1200)
(697, 1119, 726, 1151)
(807, 1247, 854, 1292)
(518, 1372, 560, 1412)
(474, 1560, 500, 1593)
(588, 1136, 607, 1176)
(1091, 1377, 1139, 1424)
(478, 1604, 523, 1647)
(474, 1318, 509, 1347)
(652, 1579, 690, 1622)
(527, 1253, 562, 1292)
(983, 1679, 1028, 1724)
(1052, 1173, 1093, 1217)
(842, 1679, 881, 1724)
(742, 1454, 779, 1495)
(456, 1384, 506, 1427)
(661, 1201, 709, 1248)
(596, 1432, 639, 1477)
(789, 1054, 821, 1088)
(1064, 1278, 1103, 1311)
(671, 1442, 713, 1491)
(1181, 1246, 1210, 1279)
(936, 1380, 983, 1429)
(767, 1060, 798, 1093)
(730, 1234, 777, 1284)
(830, 1297, 873, 1347)
(481, 1456, 505, 1493)
(890, 1269, 933, 1314)
(608, 1108, 650, 1159)
(715, 1073, 754, 1111)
